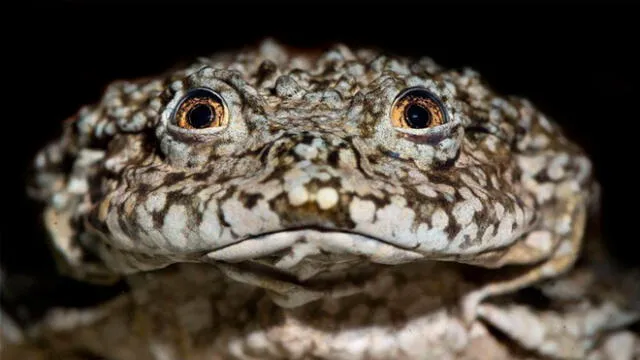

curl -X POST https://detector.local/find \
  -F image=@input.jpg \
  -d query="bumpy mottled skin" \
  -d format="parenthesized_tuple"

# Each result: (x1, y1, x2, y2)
(2, 40, 638, 359)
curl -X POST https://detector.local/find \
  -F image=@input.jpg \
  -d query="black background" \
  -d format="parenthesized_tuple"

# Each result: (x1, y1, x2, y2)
(2, 2, 639, 322)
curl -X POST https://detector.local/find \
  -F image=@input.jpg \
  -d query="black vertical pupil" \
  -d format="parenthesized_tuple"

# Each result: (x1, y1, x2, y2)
(187, 103, 214, 128)
(404, 103, 431, 128)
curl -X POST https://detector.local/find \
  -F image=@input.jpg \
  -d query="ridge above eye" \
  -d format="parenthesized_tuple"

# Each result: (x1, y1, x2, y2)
(391, 87, 448, 129)
(174, 88, 228, 129)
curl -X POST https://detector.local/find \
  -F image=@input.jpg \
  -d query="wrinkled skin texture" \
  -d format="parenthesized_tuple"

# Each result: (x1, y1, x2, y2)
(2, 40, 638, 359)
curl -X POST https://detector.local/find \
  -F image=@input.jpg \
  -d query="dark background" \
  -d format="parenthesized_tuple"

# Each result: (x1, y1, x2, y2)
(2, 2, 638, 324)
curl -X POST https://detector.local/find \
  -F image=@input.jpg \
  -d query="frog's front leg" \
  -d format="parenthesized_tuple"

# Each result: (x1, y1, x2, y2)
(462, 191, 588, 324)
(477, 301, 639, 359)
(475, 258, 640, 360)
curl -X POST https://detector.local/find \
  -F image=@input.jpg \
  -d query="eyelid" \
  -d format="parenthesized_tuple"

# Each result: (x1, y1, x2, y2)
(394, 119, 461, 138)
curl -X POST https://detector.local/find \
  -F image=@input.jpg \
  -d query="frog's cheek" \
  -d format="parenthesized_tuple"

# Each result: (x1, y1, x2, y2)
(42, 207, 121, 285)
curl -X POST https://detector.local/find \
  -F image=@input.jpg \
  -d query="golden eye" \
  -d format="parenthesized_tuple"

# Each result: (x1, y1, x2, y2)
(391, 87, 447, 129)
(174, 88, 227, 129)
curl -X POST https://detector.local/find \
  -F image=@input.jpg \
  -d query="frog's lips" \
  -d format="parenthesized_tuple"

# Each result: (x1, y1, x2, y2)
(202, 228, 426, 307)
(204, 228, 424, 267)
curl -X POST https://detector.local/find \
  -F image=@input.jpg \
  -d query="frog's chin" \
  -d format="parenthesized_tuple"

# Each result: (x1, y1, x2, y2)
(212, 259, 387, 308)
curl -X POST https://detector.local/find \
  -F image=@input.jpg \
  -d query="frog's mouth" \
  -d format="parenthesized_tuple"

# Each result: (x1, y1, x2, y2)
(205, 228, 425, 268)
(201, 228, 429, 307)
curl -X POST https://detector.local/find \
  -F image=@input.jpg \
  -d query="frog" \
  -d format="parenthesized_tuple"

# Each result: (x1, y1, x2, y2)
(2, 39, 638, 359)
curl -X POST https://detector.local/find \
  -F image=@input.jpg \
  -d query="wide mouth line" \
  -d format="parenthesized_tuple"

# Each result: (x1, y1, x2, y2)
(209, 226, 421, 253)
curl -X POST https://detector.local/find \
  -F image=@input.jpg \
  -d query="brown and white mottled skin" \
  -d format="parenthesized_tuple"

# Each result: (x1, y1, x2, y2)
(3, 39, 639, 359)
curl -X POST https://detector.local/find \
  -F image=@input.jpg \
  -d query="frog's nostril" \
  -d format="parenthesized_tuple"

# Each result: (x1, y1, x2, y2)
(287, 185, 310, 206)
(316, 187, 340, 210)
(286, 185, 340, 210)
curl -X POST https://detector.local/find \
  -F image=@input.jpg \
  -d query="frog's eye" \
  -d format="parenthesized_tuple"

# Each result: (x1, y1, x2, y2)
(391, 87, 447, 129)
(174, 88, 228, 129)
